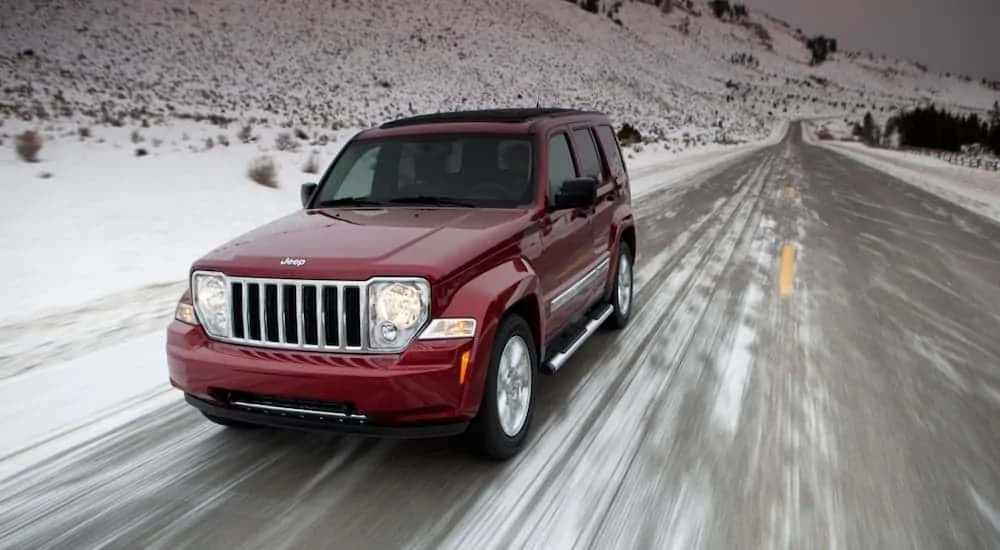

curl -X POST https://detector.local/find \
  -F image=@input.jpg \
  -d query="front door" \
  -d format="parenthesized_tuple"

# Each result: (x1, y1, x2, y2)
(537, 131, 595, 341)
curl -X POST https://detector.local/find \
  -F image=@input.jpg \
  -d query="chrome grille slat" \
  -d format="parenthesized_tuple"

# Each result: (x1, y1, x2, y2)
(224, 277, 365, 352)
(257, 283, 266, 342)
(296, 284, 304, 348)
(337, 285, 346, 351)
(241, 281, 249, 340)
(318, 287, 326, 347)
(277, 284, 286, 343)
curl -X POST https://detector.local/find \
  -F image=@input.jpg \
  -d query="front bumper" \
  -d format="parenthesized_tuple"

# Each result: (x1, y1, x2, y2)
(184, 394, 470, 438)
(166, 320, 478, 433)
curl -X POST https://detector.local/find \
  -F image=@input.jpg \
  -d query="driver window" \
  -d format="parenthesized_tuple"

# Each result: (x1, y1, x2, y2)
(547, 133, 577, 196)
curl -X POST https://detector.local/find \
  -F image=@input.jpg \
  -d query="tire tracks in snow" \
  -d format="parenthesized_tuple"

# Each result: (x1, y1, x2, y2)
(407, 149, 778, 550)
(0, 281, 185, 379)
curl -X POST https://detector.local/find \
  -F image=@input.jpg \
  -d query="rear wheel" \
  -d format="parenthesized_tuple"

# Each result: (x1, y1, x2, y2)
(606, 240, 634, 329)
(469, 313, 537, 460)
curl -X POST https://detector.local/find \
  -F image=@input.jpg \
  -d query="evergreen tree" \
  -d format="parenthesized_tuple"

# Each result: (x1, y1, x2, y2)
(861, 112, 879, 145)
(989, 101, 1000, 155)
(708, 0, 731, 19)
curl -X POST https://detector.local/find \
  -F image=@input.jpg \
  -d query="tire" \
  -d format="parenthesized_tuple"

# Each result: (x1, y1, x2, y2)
(202, 412, 262, 429)
(606, 240, 634, 329)
(469, 313, 537, 460)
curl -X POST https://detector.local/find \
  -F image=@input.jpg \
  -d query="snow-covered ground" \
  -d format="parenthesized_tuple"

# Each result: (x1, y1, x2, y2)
(0, 121, 352, 325)
(804, 123, 1000, 224)
(0, 332, 178, 482)
(2, 0, 998, 492)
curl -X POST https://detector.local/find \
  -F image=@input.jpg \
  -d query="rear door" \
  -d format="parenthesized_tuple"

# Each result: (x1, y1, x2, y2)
(568, 126, 614, 294)
(594, 124, 629, 202)
(592, 123, 629, 253)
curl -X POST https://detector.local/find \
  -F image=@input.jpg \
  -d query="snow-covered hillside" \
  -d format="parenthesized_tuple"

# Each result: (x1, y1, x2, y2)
(2, 0, 996, 147)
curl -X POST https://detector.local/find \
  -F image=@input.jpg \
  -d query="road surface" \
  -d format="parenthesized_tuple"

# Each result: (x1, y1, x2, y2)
(2, 122, 1000, 550)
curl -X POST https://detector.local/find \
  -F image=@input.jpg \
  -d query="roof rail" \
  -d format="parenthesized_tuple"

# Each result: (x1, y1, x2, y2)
(378, 107, 593, 129)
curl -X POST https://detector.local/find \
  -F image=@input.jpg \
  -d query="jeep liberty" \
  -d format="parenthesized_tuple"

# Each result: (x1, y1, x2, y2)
(167, 108, 637, 459)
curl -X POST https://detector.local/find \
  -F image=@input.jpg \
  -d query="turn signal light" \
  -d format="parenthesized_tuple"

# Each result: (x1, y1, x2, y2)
(459, 350, 471, 384)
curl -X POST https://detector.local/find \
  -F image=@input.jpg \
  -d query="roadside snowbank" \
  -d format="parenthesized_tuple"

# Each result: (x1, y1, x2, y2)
(629, 120, 788, 197)
(807, 127, 1000, 224)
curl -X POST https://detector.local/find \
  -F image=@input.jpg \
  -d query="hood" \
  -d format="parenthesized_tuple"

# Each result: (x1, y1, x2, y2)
(193, 207, 532, 282)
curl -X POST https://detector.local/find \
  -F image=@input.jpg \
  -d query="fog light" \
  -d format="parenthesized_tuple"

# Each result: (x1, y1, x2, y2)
(379, 321, 398, 342)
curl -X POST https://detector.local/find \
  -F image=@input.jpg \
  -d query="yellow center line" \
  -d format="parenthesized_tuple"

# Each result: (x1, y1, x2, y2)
(780, 244, 796, 298)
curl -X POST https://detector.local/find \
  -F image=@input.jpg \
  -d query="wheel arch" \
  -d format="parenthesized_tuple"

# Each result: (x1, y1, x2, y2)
(433, 257, 543, 417)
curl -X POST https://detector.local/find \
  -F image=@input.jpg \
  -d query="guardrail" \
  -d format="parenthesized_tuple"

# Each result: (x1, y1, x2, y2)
(896, 146, 1000, 172)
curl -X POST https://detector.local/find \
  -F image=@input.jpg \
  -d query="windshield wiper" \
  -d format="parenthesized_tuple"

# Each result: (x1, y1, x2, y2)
(388, 195, 477, 207)
(313, 197, 388, 208)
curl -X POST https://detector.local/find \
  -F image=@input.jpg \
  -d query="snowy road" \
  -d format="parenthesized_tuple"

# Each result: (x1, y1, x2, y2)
(3, 122, 1000, 549)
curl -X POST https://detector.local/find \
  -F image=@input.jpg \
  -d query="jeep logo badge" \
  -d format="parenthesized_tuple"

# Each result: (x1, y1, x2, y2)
(280, 257, 307, 267)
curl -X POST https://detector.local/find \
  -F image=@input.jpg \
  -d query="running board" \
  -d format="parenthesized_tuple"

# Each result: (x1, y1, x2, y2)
(543, 304, 614, 374)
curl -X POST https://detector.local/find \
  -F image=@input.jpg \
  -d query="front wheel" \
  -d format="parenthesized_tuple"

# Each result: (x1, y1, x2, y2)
(606, 240, 634, 329)
(469, 313, 537, 460)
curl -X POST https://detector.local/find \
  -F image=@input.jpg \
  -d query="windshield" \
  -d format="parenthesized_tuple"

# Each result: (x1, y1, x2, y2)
(311, 134, 536, 209)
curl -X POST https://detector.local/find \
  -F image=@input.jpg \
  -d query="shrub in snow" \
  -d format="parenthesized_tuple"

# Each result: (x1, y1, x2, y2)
(204, 137, 215, 150)
(217, 134, 230, 147)
(237, 124, 254, 143)
(248, 156, 279, 188)
(617, 123, 642, 145)
(78, 127, 92, 140)
(275, 133, 299, 152)
(131, 130, 144, 144)
(135, 148, 149, 157)
(302, 151, 321, 174)
(295, 128, 309, 141)
(15, 131, 42, 162)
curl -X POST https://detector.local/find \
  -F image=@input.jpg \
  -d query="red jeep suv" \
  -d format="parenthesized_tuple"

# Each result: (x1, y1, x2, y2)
(166, 108, 637, 459)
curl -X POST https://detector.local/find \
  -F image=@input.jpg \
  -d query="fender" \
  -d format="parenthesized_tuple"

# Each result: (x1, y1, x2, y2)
(433, 257, 542, 418)
(602, 208, 636, 298)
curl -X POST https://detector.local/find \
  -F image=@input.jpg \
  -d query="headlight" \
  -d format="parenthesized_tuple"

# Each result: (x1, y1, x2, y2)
(368, 279, 430, 351)
(192, 271, 231, 337)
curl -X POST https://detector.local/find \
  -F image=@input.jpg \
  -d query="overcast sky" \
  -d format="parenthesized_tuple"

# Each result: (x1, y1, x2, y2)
(743, 0, 1000, 81)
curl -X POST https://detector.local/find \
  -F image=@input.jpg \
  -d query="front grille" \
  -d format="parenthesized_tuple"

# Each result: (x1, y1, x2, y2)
(226, 277, 366, 351)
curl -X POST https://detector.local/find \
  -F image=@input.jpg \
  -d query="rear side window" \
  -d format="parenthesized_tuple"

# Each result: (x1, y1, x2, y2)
(547, 134, 577, 195)
(571, 128, 603, 179)
(595, 125, 626, 179)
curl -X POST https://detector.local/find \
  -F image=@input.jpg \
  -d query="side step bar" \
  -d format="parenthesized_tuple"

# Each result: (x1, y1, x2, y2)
(543, 304, 614, 373)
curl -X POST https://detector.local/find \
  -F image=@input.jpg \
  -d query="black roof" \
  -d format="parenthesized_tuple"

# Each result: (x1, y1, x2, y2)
(378, 108, 599, 129)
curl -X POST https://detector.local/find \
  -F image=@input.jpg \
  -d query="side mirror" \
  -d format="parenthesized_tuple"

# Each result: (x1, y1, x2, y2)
(552, 176, 598, 211)
(301, 182, 318, 208)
